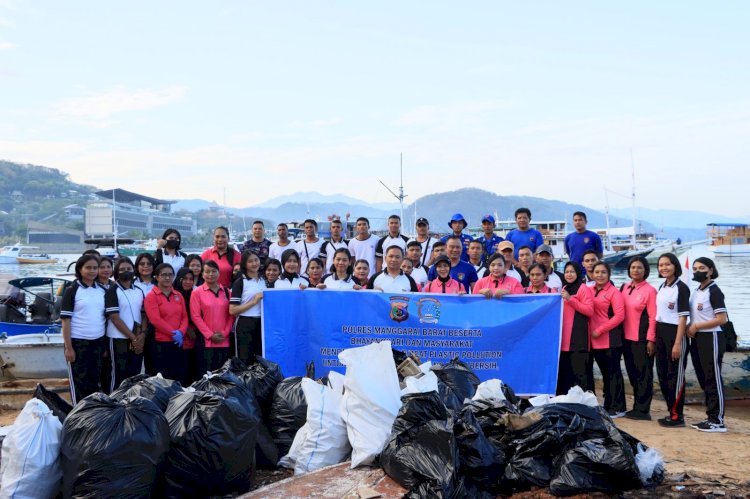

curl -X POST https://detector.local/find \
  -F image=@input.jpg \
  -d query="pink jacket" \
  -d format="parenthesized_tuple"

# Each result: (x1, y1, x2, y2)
(561, 284, 594, 352)
(473, 275, 524, 295)
(590, 281, 625, 350)
(621, 280, 657, 342)
(189, 284, 234, 348)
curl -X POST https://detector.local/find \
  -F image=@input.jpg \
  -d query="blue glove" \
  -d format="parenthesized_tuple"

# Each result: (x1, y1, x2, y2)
(171, 330, 184, 348)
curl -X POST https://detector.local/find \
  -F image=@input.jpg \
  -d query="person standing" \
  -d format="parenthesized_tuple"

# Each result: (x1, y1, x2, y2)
(185, 254, 204, 286)
(242, 220, 272, 268)
(62, 255, 106, 404)
(654, 253, 691, 427)
(535, 244, 564, 290)
(96, 257, 114, 289)
(367, 246, 419, 293)
(154, 228, 187, 275)
(564, 211, 603, 264)
(423, 256, 463, 294)
(133, 253, 157, 375)
(406, 240, 429, 289)
(688, 257, 729, 432)
(191, 260, 234, 373)
(476, 214, 503, 257)
(322, 248, 362, 290)
(201, 226, 242, 288)
(514, 245, 532, 288)
(408, 217, 436, 268)
(230, 251, 266, 363)
(473, 253, 523, 298)
(174, 267, 199, 385)
(275, 249, 309, 289)
(505, 208, 544, 258)
(581, 250, 599, 286)
(467, 240, 487, 276)
(144, 263, 188, 383)
(375, 215, 410, 273)
(347, 217, 378, 278)
(621, 256, 657, 420)
(558, 261, 594, 394)
(589, 262, 627, 418)
(320, 219, 349, 272)
(269, 223, 294, 262)
(296, 219, 324, 277)
(264, 258, 282, 288)
(352, 259, 371, 287)
(525, 263, 556, 294)
(440, 213, 473, 262)
(427, 236, 478, 293)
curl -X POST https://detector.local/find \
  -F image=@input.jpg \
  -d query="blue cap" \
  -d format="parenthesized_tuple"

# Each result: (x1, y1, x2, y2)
(448, 213, 467, 229)
(481, 214, 495, 224)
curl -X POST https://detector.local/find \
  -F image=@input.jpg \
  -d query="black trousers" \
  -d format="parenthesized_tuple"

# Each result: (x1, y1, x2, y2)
(153, 341, 186, 383)
(655, 322, 688, 421)
(108, 337, 144, 393)
(232, 316, 262, 366)
(200, 347, 229, 374)
(690, 331, 726, 424)
(556, 351, 591, 395)
(623, 339, 654, 415)
(67, 337, 104, 405)
(592, 347, 626, 412)
(182, 347, 199, 386)
(143, 325, 157, 376)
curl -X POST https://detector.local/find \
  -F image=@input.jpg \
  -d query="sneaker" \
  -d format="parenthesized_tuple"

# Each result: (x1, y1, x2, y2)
(690, 418, 709, 429)
(694, 420, 727, 433)
(658, 416, 685, 428)
(607, 409, 627, 419)
(625, 410, 652, 421)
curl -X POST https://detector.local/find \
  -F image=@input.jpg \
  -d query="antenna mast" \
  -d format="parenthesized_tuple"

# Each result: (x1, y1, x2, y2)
(629, 149, 637, 247)
(379, 153, 407, 226)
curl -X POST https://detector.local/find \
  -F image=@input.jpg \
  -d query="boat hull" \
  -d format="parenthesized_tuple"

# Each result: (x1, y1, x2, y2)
(16, 258, 59, 264)
(0, 333, 67, 378)
(710, 244, 750, 257)
(0, 322, 61, 337)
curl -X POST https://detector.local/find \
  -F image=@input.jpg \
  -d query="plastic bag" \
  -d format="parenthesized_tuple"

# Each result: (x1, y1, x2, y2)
(453, 405, 505, 494)
(270, 376, 308, 458)
(61, 393, 170, 498)
(380, 391, 463, 497)
(431, 358, 480, 412)
(472, 379, 507, 402)
(338, 340, 402, 467)
(111, 373, 183, 412)
(0, 398, 62, 499)
(400, 370, 439, 396)
(162, 390, 261, 498)
(32, 383, 72, 424)
(635, 443, 665, 487)
(529, 386, 598, 408)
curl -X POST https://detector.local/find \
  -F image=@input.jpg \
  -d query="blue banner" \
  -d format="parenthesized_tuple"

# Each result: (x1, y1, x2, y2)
(262, 290, 562, 395)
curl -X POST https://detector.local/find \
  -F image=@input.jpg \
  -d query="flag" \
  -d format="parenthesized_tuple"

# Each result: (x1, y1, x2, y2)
(680, 252, 691, 285)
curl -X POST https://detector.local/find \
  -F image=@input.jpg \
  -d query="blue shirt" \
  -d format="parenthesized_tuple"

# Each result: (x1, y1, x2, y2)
(439, 233, 473, 262)
(427, 260, 478, 293)
(564, 230, 603, 264)
(475, 234, 504, 259)
(505, 228, 545, 258)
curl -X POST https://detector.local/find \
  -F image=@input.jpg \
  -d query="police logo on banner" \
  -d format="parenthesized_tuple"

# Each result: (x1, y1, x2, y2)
(416, 297, 441, 324)
(389, 295, 410, 322)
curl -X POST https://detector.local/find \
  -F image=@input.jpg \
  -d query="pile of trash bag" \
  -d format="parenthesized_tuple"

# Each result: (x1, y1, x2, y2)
(270, 362, 316, 458)
(111, 373, 183, 412)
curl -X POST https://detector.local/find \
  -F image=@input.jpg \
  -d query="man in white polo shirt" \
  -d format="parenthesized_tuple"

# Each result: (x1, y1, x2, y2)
(375, 214, 410, 273)
(348, 217, 378, 278)
(368, 246, 418, 293)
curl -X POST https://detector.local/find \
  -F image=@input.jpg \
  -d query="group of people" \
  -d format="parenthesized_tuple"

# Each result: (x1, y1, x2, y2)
(60, 208, 730, 433)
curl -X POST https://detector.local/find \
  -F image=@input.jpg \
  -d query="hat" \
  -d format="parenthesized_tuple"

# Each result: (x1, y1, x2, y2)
(481, 214, 495, 224)
(433, 255, 451, 267)
(448, 213, 467, 229)
(535, 244, 553, 255)
(497, 241, 514, 252)
(416, 217, 429, 226)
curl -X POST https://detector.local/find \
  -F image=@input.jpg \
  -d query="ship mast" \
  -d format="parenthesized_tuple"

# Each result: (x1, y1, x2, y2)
(379, 153, 407, 229)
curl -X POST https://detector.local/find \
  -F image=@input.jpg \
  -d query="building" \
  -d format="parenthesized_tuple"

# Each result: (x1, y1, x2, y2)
(85, 188, 196, 238)
(63, 204, 86, 220)
(27, 221, 85, 252)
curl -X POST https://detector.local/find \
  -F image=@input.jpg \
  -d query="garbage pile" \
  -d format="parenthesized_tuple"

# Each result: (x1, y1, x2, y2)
(0, 340, 664, 498)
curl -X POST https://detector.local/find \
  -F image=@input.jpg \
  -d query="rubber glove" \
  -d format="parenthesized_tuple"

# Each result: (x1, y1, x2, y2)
(172, 330, 184, 348)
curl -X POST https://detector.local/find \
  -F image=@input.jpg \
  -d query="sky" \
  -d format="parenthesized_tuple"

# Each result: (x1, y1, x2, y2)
(1, 1, 748, 216)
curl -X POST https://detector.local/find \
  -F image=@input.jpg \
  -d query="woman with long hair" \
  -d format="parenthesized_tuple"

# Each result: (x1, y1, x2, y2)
(155, 228, 187, 274)
(230, 251, 267, 363)
(264, 258, 281, 288)
(473, 253, 524, 298)
(97, 256, 114, 289)
(185, 254, 204, 286)
(525, 263, 556, 293)
(557, 261, 594, 394)
(200, 226, 242, 288)
(322, 248, 361, 290)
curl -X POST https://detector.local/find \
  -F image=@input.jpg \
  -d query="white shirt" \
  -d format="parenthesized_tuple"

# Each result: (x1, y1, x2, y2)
(408, 236, 437, 267)
(375, 234, 409, 259)
(507, 267, 522, 283)
(368, 270, 418, 293)
(546, 272, 563, 290)
(230, 276, 267, 317)
(348, 235, 378, 277)
(410, 265, 429, 288)
(323, 273, 359, 290)
(296, 238, 325, 276)
(320, 239, 349, 273)
(269, 240, 294, 262)
(274, 275, 309, 290)
(61, 281, 106, 340)
(162, 253, 186, 275)
(106, 284, 144, 339)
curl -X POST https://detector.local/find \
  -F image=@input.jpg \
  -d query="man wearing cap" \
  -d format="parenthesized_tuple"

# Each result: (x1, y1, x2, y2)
(428, 236, 478, 293)
(408, 217, 437, 268)
(505, 208, 545, 259)
(440, 213, 473, 262)
(535, 244, 564, 290)
(476, 214, 504, 258)
(498, 241, 529, 287)
(564, 211, 603, 264)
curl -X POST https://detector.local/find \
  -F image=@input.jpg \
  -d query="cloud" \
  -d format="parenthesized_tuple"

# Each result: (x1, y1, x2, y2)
(0, 41, 16, 50)
(52, 85, 187, 127)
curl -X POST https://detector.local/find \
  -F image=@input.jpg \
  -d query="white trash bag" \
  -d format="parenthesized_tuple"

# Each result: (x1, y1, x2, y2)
(0, 398, 63, 499)
(529, 385, 598, 408)
(472, 379, 508, 402)
(338, 341, 402, 468)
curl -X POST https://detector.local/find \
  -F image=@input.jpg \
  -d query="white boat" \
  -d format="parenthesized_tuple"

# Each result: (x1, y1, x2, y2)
(707, 223, 750, 257)
(0, 331, 67, 378)
(0, 244, 41, 264)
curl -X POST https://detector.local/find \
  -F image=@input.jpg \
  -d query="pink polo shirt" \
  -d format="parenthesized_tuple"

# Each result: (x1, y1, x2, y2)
(473, 275, 524, 295)
(621, 280, 657, 342)
(590, 281, 625, 350)
(200, 246, 242, 288)
(189, 283, 234, 348)
(423, 278, 462, 294)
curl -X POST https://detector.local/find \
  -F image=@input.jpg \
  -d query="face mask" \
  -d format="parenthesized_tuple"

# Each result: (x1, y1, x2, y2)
(119, 271, 135, 282)
(166, 239, 179, 250)
(692, 271, 709, 282)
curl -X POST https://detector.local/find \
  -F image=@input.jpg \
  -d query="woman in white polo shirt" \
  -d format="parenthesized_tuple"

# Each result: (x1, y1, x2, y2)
(230, 251, 267, 363)
(62, 254, 106, 404)
(274, 249, 309, 290)
(322, 248, 362, 290)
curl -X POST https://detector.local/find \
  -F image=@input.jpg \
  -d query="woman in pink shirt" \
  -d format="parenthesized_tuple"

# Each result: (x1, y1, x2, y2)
(474, 253, 524, 298)
(525, 263, 556, 294)
(423, 256, 463, 294)
(200, 226, 242, 288)
(621, 256, 657, 420)
(191, 260, 234, 373)
(558, 261, 594, 395)
(590, 261, 626, 418)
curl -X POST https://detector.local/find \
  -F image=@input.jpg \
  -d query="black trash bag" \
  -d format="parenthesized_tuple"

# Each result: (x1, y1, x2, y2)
(454, 407, 505, 493)
(380, 392, 463, 498)
(162, 391, 261, 498)
(270, 376, 308, 458)
(61, 393, 170, 499)
(431, 358, 480, 412)
(461, 397, 519, 447)
(111, 373, 183, 412)
(215, 356, 284, 418)
(33, 383, 72, 424)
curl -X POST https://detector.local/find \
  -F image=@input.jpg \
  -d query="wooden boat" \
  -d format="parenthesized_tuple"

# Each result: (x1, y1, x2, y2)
(707, 223, 750, 257)
(16, 254, 59, 264)
(0, 332, 67, 379)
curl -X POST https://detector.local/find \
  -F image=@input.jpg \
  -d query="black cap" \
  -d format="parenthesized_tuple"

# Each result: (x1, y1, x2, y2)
(416, 217, 429, 226)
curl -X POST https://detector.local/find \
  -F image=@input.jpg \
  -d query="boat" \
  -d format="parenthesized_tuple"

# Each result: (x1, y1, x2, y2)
(0, 331, 67, 378)
(600, 249, 628, 266)
(16, 254, 59, 265)
(707, 223, 750, 257)
(0, 275, 74, 337)
(0, 244, 42, 264)
(118, 238, 159, 257)
(83, 238, 135, 259)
